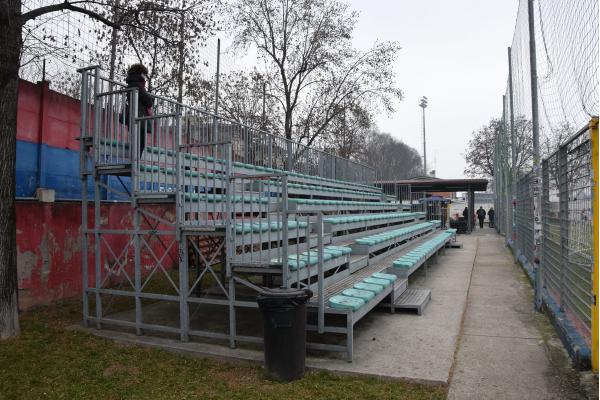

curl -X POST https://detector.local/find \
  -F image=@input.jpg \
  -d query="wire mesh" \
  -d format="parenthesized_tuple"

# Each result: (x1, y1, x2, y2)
(495, 0, 597, 344)
(516, 171, 535, 265)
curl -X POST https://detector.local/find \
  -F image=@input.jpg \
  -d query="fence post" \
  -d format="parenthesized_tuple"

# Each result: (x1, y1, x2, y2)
(527, 0, 543, 311)
(591, 117, 598, 373)
(558, 145, 568, 312)
(507, 47, 517, 258)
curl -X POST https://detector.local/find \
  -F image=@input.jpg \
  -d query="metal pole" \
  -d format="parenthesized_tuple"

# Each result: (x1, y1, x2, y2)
(108, 0, 120, 80)
(422, 106, 427, 175)
(213, 39, 221, 139)
(590, 117, 599, 373)
(317, 212, 324, 333)
(177, 11, 185, 103)
(80, 71, 89, 327)
(467, 186, 473, 233)
(225, 143, 236, 348)
(508, 47, 517, 255)
(501, 95, 507, 234)
(527, 0, 543, 310)
(262, 81, 266, 130)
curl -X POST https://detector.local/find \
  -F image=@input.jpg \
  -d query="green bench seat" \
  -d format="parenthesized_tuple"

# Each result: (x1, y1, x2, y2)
(325, 212, 417, 225)
(273, 245, 352, 270)
(363, 277, 391, 287)
(342, 288, 375, 301)
(329, 271, 401, 312)
(371, 272, 397, 283)
(329, 295, 365, 311)
(184, 193, 270, 204)
(354, 221, 434, 246)
(234, 220, 309, 234)
(392, 232, 454, 269)
(353, 281, 384, 294)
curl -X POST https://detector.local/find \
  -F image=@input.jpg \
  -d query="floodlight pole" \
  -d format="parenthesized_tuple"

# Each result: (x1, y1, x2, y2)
(419, 96, 428, 176)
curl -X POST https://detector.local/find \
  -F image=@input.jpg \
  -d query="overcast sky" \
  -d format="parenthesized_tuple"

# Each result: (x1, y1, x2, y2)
(348, 0, 518, 178)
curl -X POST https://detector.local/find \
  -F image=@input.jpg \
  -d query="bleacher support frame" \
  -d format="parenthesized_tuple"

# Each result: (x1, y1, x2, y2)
(78, 66, 455, 361)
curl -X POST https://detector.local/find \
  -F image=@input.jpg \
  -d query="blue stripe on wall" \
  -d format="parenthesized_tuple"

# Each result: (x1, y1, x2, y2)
(16, 140, 39, 197)
(17, 140, 98, 200)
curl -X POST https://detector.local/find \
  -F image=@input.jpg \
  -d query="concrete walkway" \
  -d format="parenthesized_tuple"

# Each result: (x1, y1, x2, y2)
(448, 229, 592, 400)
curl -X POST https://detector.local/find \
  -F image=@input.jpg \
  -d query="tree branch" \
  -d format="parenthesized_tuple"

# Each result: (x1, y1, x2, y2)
(21, 1, 120, 29)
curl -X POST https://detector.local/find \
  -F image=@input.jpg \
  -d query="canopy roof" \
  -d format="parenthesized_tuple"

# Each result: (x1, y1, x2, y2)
(377, 178, 488, 192)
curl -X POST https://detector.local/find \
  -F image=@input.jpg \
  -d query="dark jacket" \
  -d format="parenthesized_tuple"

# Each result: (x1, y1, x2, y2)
(476, 208, 486, 219)
(462, 208, 469, 219)
(125, 73, 154, 117)
(488, 209, 495, 219)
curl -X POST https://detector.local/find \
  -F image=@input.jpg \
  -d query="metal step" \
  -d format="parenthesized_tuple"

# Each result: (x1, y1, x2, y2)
(394, 288, 431, 315)
(96, 164, 132, 176)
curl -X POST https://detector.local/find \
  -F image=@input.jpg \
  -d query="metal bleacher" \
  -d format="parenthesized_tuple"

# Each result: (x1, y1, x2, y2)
(79, 66, 458, 362)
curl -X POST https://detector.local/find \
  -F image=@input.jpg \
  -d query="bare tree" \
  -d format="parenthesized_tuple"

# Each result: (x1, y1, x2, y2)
(463, 118, 500, 177)
(111, 0, 218, 100)
(230, 0, 402, 142)
(218, 70, 280, 131)
(0, 0, 194, 340)
(320, 103, 371, 160)
(541, 121, 575, 157)
(464, 116, 534, 178)
(360, 130, 422, 180)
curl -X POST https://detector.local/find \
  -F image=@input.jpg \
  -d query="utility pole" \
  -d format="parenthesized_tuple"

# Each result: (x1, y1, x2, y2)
(528, 0, 543, 310)
(419, 96, 428, 176)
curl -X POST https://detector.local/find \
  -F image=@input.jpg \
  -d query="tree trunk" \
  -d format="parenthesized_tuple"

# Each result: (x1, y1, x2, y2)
(0, 0, 23, 339)
(284, 109, 293, 140)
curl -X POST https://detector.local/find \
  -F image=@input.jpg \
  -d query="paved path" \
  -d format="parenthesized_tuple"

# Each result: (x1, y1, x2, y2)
(448, 229, 591, 400)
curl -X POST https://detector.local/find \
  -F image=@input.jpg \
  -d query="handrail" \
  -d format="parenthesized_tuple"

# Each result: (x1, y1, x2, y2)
(86, 65, 377, 184)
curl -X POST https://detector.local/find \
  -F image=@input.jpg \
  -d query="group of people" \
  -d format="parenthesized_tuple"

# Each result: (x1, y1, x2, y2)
(463, 206, 495, 229)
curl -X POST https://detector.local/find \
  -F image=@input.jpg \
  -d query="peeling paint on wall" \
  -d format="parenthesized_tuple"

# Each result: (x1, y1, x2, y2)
(16, 201, 178, 309)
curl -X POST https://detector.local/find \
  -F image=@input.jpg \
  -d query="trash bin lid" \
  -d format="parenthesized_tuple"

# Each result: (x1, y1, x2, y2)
(257, 288, 313, 309)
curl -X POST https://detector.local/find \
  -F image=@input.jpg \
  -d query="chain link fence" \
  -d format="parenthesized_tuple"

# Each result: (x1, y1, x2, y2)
(541, 127, 594, 335)
(516, 171, 535, 267)
(493, 0, 598, 369)
(496, 120, 597, 367)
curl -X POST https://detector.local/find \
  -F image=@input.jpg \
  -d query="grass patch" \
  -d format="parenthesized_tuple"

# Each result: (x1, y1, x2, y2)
(0, 299, 446, 400)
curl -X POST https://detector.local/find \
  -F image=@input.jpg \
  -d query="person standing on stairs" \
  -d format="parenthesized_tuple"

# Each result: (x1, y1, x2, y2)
(124, 64, 154, 155)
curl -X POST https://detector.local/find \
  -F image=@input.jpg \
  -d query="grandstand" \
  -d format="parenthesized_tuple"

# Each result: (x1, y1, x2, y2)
(79, 66, 459, 361)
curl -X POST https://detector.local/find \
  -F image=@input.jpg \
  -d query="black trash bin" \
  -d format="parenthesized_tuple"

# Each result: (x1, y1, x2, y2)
(257, 288, 313, 381)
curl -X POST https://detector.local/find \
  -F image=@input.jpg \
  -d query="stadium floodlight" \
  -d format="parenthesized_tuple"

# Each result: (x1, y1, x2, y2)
(418, 96, 428, 175)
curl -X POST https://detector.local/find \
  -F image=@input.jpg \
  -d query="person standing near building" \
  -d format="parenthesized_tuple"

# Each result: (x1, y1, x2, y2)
(476, 206, 486, 229)
(488, 207, 495, 228)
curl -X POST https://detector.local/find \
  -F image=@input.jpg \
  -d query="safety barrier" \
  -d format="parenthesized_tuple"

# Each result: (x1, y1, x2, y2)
(496, 119, 598, 370)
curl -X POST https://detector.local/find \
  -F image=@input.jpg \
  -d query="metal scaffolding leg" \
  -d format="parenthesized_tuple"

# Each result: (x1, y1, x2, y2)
(94, 178, 102, 329)
(179, 236, 190, 342)
(134, 204, 142, 335)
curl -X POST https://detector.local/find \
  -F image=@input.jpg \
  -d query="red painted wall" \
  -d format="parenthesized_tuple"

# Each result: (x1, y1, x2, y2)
(16, 79, 222, 309)
(17, 79, 80, 149)
(17, 201, 178, 309)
